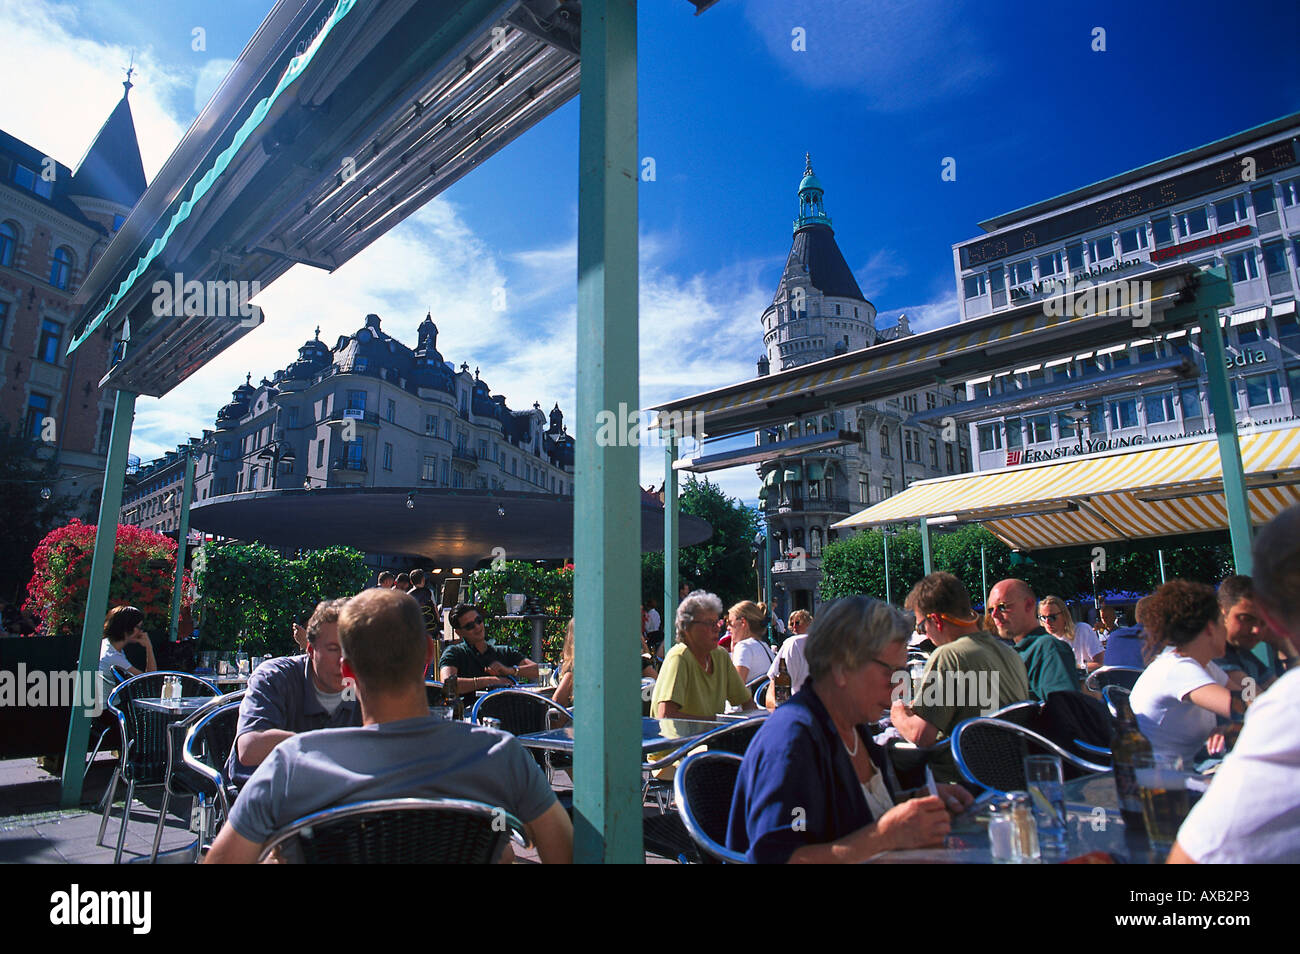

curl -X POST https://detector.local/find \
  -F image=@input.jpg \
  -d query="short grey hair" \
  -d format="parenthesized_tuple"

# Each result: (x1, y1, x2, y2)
(676, 590, 723, 637)
(805, 596, 911, 682)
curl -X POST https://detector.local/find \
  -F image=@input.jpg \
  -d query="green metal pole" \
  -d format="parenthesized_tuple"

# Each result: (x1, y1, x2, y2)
(573, 0, 641, 865)
(1198, 309, 1253, 574)
(764, 532, 774, 638)
(883, 531, 891, 605)
(920, 517, 933, 575)
(1157, 549, 1167, 584)
(60, 387, 137, 807)
(663, 429, 678, 655)
(168, 447, 195, 640)
(980, 545, 988, 607)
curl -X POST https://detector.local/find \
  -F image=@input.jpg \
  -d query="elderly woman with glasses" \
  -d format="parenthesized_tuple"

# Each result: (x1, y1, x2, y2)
(651, 590, 757, 720)
(1038, 596, 1104, 672)
(727, 596, 972, 864)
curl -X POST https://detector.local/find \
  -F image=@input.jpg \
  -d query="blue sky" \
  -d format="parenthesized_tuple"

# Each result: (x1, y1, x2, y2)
(2, 0, 1298, 505)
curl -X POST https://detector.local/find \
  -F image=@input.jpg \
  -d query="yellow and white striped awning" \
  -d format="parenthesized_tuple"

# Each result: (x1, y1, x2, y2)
(832, 422, 1300, 550)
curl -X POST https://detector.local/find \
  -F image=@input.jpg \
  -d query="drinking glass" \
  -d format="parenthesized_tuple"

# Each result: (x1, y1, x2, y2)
(429, 706, 453, 722)
(1134, 752, 1195, 859)
(236, 652, 250, 676)
(1023, 754, 1068, 853)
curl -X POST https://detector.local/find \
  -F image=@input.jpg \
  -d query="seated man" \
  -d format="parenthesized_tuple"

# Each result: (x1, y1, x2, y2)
(207, 588, 571, 863)
(1170, 505, 1300, 863)
(987, 578, 1079, 700)
(226, 598, 361, 787)
(764, 609, 813, 711)
(440, 603, 538, 704)
(890, 573, 1030, 782)
(1215, 575, 1277, 693)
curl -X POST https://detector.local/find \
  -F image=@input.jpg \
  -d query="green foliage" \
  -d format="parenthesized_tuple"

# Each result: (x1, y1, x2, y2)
(194, 542, 368, 654)
(642, 475, 761, 609)
(0, 423, 76, 605)
(467, 562, 573, 664)
(1093, 544, 1233, 595)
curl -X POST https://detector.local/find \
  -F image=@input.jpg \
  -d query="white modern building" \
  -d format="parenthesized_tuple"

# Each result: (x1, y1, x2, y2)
(952, 113, 1300, 471)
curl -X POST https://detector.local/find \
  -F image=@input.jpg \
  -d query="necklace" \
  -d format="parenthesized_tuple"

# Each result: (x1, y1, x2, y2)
(840, 727, 859, 758)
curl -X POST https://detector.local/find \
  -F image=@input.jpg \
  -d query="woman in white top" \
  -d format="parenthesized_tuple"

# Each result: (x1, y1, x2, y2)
(99, 605, 158, 679)
(728, 600, 775, 683)
(1129, 581, 1238, 762)
(1038, 596, 1104, 671)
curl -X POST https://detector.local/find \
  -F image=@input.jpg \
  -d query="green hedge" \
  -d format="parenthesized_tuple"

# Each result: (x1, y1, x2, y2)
(468, 562, 573, 664)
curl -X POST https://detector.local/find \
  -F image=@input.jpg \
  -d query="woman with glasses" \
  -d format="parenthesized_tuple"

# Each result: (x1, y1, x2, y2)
(1038, 596, 1104, 673)
(727, 596, 972, 863)
(729, 601, 775, 683)
(650, 591, 756, 720)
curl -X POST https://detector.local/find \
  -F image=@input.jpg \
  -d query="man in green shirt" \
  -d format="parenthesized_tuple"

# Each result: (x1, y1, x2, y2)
(890, 573, 1030, 782)
(439, 603, 539, 704)
(987, 579, 1080, 701)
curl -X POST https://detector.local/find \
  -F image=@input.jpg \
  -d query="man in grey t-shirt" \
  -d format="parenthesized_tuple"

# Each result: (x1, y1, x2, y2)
(206, 587, 572, 864)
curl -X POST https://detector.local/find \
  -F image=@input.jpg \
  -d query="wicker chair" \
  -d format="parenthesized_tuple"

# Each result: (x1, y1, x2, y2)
(258, 797, 529, 864)
(642, 715, 767, 812)
(470, 689, 573, 783)
(1084, 666, 1143, 693)
(674, 751, 747, 863)
(950, 716, 1109, 795)
(96, 672, 219, 864)
(156, 694, 245, 862)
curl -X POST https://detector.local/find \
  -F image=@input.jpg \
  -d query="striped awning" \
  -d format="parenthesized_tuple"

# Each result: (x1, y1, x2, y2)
(832, 423, 1300, 550)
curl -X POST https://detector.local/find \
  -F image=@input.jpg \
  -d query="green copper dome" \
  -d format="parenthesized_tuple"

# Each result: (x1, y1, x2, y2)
(794, 152, 831, 232)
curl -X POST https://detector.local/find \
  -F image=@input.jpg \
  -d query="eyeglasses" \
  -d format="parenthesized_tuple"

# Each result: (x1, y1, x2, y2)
(1038, 612, 1061, 622)
(989, 602, 1015, 615)
(914, 616, 929, 635)
(457, 616, 484, 629)
(866, 657, 908, 678)
(690, 617, 722, 629)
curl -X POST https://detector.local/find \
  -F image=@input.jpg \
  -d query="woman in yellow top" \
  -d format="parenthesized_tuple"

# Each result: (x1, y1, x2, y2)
(651, 590, 757, 719)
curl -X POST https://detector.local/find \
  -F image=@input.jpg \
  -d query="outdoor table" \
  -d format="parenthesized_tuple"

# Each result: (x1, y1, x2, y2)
(866, 772, 1157, 864)
(517, 716, 727, 756)
(133, 697, 214, 716)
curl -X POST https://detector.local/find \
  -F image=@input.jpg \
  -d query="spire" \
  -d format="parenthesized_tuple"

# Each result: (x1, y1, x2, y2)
(794, 153, 831, 233)
(70, 76, 148, 208)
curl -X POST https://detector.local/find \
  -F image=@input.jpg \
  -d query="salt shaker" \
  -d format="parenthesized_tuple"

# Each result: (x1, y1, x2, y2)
(987, 798, 1014, 862)
(1008, 791, 1041, 863)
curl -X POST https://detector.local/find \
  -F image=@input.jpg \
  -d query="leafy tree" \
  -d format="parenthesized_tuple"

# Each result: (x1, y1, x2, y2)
(468, 561, 573, 663)
(0, 423, 75, 606)
(642, 475, 760, 610)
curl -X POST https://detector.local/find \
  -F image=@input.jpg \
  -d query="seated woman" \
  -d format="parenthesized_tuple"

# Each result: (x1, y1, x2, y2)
(727, 596, 971, 863)
(1130, 581, 1237, 761)
(99, 605, 157, 678)
(552, 619, 657, 708)
(728, 600, 775, 683)
(1039, 596, 1104, 673)
(651, 591, 756, 719)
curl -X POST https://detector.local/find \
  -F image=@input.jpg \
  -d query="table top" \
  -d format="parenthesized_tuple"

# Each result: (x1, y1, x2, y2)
(133, 696, 214, 715)
(518, 716, 727, 754)
(866, 772, 1155, 864)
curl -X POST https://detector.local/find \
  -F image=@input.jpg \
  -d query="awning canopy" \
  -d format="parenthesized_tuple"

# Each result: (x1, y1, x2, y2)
(807, 461, 825, 482)
(833, 422, 1300, 551)
(783, 464, 803, 483)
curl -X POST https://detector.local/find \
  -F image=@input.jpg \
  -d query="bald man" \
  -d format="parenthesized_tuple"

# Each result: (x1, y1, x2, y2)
(986, 578, 1080, 701)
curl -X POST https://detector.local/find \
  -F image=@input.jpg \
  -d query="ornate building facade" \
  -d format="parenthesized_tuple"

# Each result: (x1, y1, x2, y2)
(758, 158, 972, 615)
(0, 79, 147, 517)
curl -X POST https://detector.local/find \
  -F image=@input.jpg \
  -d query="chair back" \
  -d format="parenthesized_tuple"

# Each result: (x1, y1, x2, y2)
(108, 672, 219, 784)
(745, 676, 769, 707)
(425, 681, 446, 707)
(674, 751, 747, 864)
(1084, 666, 1142, 693)
(259, 797, 528, 864)
(174, 694, 244, 796)
(988, 700, 1041, 727)
(470, 689, 572, 735)
(1101, 684, 1131, 720)
(950, 717, 1108, 794)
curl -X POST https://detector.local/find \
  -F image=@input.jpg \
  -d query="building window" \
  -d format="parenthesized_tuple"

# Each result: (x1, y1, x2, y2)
(1037, 251, 1063, 277)
(1252, 186, 1276, 215)
(977, 422, 1002, 452)
(220, 443, 232, 461)
(1151, 217, 1173, 245)
(38, 319, 62, 364)
(1065, 244, 1084, 269)
(316, 440, 325, 468)
(1215, 196, 1248, 227)
(1280, 178, 1300, 207)
(386, 399, 396, 423)
(249, 469, 259, 490)
(1119, 226, 1148, 253)
(1058, 412, 1078, 439)
(1177, 208, 1209, 237)
(49, 247, 73, 289)
(904, 430, 920, 462)
(944, 443, 954, 471)
(1008, 261, 1032, 286)
(881, 476, 893, 499)
(925, 392, 937, 410)
(1004, 418, 1022, 449)
(354, 356, 368, 372)
(928, 437, 938, 467)
(1025, 414, 1050, 443)
(383, 442, 393, 471)
(0, 299, 8, 346)
(1144, 392, 1175, 424)
(1227, 250, 1259, 283)
(1238, 320, 1263, 345)
(988, 266, 1005, 292)
(963, 274, 986, 299)
(1088, 235, 1115, 261)
(1245, 372, 1281, 407)
(345, 440, 364, 466)
(0, 221, 15, 266)
(879, 426, 891, 457)
(1288, 367, 1300, 404)
(425, 414, 436, 435)
(287, 406, 299, 428)
(1110, 399, 1139, 430)
(443, 420, 451, 441)
(441, 460, 450, 484)
(511, 458, 517, 475)
(346, 389, 366, 411)
(25, 392, 51, 440)
(1179, 384, 1203, 419)
(452, 470, 464, 489)
(859, 474, 870, 504)
(1261, 241, 1288, 276)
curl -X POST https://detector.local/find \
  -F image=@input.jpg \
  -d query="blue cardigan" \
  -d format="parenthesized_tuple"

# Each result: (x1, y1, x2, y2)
(726, 683, 895, 864)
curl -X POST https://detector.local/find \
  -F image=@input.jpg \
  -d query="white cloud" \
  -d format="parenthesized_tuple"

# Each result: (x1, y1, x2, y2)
(192, 58, 235, 115)
(876, 291, 961, 335)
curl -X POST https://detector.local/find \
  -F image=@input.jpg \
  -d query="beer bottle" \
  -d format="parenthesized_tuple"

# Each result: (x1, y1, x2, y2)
(1110, 691, 1151, 834)
(444, 675, 463, 721)
(773, 657, 792, 705)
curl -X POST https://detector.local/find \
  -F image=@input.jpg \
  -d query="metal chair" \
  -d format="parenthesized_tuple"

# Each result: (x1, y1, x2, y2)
(642, 715, 768, 812)
(674, 751, 748, 863)
(96, 671, 219, 864)
(258, 797, 529, 863)
(86, 671, 124, 769)
(152, 692, 245, 862)
(1101, 684, 1132, 720)
(1084, 666, 1143, 693)
(425, 680, 445, 707)
(950, 716, 1109, 795)
(746, 676, 770, 708)
(471, 689, 573, 783)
